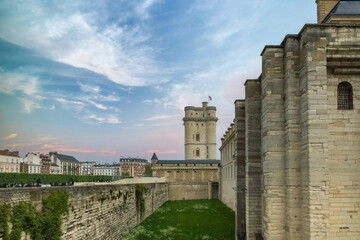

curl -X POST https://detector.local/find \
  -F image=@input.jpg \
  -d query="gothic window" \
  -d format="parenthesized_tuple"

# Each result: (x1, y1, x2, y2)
(196, 148, 200, 157)
(196, 133, 200, 141)
(338, 82, 353, 110)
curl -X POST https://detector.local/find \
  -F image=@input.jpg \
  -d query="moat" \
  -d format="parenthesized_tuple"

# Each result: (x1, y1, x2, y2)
(122, 199, 235, 240)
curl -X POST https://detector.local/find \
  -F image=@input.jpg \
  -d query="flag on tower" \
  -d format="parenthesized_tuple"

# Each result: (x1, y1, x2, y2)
(208, 96, 212, 101)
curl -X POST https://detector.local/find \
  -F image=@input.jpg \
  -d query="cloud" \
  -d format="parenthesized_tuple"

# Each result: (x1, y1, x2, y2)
(145, 114, 180, 121)
(39, 143, 116, 157)
(0, 1, 165, 87)
(188, 0, 267, 47)
(20, 98, 41, 113)
(4, 143, 25, 147)
(78, 82, 100, 93)
(222, 68, 261, 102)
(145, 149, 180, 155)
(87, 100, 108, 110)
(0, 68, 45, 113)
(84, 114, 121, 124)
(0, 133, 18, 140)
(136, 0, 161, 20)
(42, 144, 96, 153)
(55, 98, 85, 111)
(56, 98, 84, 105)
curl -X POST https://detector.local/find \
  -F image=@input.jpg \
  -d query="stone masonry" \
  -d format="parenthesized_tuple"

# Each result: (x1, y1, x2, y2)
(219, 121, 236, 211)
(0, 182, 168, 240)
(226, 1, 360, 239)
(183, 102, 218, 160)
(233, 23, 360, 240)
(244, 80, 262, 240)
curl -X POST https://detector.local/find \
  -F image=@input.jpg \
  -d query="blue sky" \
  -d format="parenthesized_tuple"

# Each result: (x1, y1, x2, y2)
(0, 0, 316, 163)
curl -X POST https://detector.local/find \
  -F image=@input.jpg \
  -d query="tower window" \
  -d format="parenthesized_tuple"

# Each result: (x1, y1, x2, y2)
(196, 149, 200, 157)
(338, 81, 353, 110)
(196, 133, 200, 141)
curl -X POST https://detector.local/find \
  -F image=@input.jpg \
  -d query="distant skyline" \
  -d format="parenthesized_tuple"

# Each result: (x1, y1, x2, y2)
(0, 0, 316, 163)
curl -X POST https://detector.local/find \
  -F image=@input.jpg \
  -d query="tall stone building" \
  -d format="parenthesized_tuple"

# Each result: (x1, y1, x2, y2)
(225, 0, 360, 239)
(183, 102, 218, 160)
(152, 102, 220, 200)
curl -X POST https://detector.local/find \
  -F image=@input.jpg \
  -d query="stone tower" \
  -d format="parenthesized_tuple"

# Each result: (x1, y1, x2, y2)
(183, 102, 218, 160)
(316, 0, 338, 23)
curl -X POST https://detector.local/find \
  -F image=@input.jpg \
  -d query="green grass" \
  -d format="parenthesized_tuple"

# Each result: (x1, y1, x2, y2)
(122, 199, 235, 240)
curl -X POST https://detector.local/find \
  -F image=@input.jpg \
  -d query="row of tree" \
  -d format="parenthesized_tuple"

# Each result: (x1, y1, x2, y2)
(0, 173, 112, 188)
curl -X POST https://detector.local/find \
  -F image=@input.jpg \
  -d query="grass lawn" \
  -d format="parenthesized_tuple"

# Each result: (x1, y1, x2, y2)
(122, 199, 235, 240)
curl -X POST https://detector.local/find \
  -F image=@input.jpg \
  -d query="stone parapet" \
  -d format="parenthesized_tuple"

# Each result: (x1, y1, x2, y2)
(0, 182, 168, 240)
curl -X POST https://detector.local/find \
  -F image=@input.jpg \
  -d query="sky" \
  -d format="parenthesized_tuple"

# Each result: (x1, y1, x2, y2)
(0, 0, 316, 163)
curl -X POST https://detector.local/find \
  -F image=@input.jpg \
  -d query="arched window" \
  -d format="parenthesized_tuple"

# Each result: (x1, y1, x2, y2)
(196, 148, 200, 157)
(196, 133, 200, 141)
(338, 82, 353, 110)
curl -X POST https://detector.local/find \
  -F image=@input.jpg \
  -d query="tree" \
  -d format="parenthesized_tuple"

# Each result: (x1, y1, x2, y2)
(122, 172, 130, 178)
(144, 165, 152, 177)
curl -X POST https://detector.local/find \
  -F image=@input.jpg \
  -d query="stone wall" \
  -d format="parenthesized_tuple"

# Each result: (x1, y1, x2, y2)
(234, 100, 246, 240)
(183, 102, 218, 160)
(152, 161, 219, 200)
(153, 167, 218, 183)
(244, 79, 262, 240)
(168, 182, 211, 200)
(316, 0, 338, 23)
(0, 182, 168, 240)
(219, 120, 236, 211)
(236, 24, 360, 240)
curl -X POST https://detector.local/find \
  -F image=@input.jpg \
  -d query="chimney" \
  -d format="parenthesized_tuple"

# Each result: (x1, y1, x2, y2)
(316, 0, 338, 23)
(50, 152, 58, 163)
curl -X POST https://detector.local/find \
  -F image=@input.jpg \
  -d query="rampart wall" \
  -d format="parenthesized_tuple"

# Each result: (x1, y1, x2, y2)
(168, 182, 212, 200)
(0, 182, 168, 240)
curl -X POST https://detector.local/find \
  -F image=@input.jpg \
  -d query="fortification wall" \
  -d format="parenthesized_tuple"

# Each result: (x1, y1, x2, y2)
(220, 178, 236, 211)
(168, 182, 211, 200)
(0, 182, 168, 240)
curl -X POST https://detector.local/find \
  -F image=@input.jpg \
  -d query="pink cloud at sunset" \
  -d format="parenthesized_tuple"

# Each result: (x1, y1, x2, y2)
(145, 149, 180, 155)
(0, 133, 18, 140)
(40, 144, 116, 157)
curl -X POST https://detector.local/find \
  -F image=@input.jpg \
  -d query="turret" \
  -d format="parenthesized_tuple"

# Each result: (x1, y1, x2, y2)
(151, 152, 158, 165)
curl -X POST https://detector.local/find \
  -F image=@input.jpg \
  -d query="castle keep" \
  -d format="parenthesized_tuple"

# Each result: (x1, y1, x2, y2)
(221, 0, 360, 239)
(152, 102, 220, 200)
(183, 102, 218, 160)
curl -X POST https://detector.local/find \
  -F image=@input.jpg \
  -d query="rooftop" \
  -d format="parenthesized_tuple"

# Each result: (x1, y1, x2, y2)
(155, 160, 220, 165)
(57, 154, 80, 163)
(323, 0, 360, 23)
(120, 158, 148, 163)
